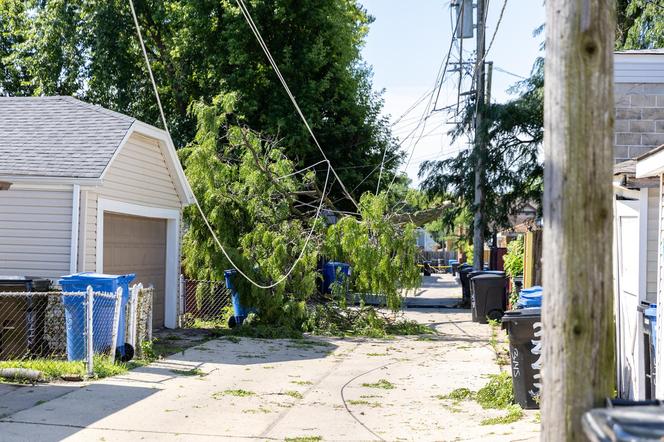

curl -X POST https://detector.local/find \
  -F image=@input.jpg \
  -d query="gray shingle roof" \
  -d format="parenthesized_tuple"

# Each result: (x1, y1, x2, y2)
(0, 96, 136, 179)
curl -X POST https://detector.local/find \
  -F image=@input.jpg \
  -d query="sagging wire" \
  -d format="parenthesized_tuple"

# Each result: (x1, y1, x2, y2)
(128, 0, 332, 289)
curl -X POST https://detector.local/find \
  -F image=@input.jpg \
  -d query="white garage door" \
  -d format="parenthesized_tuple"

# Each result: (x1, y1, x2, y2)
(103, 212, 167, 328)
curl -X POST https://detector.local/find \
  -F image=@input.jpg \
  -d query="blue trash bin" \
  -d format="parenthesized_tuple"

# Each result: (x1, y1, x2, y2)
(645, 304, 657, 363)
(322, 262, 351, 294)
(59, 273, 135, 361)
(224, 269, 255, 326)
(517, 286, 543, 309)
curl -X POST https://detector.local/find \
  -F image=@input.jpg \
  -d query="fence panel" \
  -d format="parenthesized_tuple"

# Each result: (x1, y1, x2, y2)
(179, 279, 232, 327)
(0, 286, 154, 377)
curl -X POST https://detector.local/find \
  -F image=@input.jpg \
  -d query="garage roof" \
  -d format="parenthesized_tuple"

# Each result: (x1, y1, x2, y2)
(0, 96, 194, 204)
(0, 96, 136, 178)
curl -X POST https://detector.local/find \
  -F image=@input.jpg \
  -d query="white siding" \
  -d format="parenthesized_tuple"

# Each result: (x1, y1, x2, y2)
(82, 133, 183, 271)
(615, 54, 664, 84)
(647, 187, 659, 303)
(0, 188, 72, 278)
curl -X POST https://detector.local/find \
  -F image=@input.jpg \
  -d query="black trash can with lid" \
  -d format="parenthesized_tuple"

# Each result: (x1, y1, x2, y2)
(458, 266, 474, 308)
(470, 274, 507, 323)
(0, 276, 52, 358)
(501, 307, 542, 409)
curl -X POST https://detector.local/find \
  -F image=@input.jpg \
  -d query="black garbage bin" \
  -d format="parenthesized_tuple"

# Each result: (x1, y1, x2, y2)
(0, 276, 52, 359)
(501, 307, 542, 409)
(583, 403, 664, 441)
(470, 274, 507, 323)
(458, 266, 474, 308)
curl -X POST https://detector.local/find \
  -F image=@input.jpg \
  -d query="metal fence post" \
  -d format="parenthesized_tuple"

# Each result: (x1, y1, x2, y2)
(179, 274, 185, 327)
(147, 284, 153, 341)
(110, 287, 123, 362)
(86, 286, 94, 377)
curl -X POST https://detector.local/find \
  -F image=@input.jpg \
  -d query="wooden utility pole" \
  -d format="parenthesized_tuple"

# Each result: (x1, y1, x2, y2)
(542, 1, 615, 440)
(472, 0, 487, 271)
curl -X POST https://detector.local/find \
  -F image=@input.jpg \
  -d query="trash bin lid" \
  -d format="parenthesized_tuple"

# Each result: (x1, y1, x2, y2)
(520, 290, 543, 299)
(0, 276, 52, 291)
(583, 405, 664, 441)
(470, 273, 506, 280)
(59, 272, 135, 284)
(501, 307, 541, 322)
(521, 286, 543, 294)
(645, 304, 657, 320)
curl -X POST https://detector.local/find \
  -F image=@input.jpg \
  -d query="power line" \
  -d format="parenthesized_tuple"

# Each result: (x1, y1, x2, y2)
(234, 0, 359, 210)
(129, 0, 332, 290)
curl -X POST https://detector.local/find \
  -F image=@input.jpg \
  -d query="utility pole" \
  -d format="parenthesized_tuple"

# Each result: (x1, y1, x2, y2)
(472, 0, 487, 271)
(542, 1, 615, 440)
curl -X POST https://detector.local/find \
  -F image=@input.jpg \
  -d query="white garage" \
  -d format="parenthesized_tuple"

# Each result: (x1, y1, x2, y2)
(0, 96, 195, 329)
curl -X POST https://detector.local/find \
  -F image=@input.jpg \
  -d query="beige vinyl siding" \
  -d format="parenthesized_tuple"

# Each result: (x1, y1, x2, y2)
(0, 188, 72, 278)
(101, 133, 180, 208)
(647, 187, 659, 303)
(82, 132, 183, 271)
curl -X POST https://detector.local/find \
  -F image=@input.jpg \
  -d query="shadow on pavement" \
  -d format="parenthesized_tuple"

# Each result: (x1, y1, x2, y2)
(0, 383, 159, 441)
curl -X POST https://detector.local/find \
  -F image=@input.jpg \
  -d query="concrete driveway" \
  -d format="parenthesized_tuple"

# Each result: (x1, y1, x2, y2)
(0, 274, 540, 441)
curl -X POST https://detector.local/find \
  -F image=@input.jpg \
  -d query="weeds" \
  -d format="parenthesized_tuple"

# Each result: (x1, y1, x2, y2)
(436, 388, 474, 401)
(475, 372, 514, 409)
(348, 399, 381, 407)
(213, 389, 255, 398)
(170, 368, 204, 376)
(284, 390, 303, 399)
(361, 379, 395, 390)
(284, 437, 322, 442)
(290, 380, 313, 386)
(480, 404, 524, 426)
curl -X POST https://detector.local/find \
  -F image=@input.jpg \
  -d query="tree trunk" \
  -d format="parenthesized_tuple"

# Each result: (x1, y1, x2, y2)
(542, 1, 615, 440)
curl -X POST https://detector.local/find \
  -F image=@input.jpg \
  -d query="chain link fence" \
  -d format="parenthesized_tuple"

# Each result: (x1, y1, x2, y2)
(179, 278, 232, 328)
(0, 285, 153, 378)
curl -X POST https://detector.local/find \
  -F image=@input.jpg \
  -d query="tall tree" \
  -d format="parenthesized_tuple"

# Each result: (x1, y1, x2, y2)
(418, 58, 544, 247)
(616, 0, 664, 49)
(0, 0, 399, 206)
(542, 0, 615, 439)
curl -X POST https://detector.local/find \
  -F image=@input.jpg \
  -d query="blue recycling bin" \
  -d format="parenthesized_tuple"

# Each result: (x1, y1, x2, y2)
(322, 262, 351, 294)
(517, 286, 543, 308)
(645, 304, 657, 359)
(59, 273, 134, 361)
(224, 269, 255, 326)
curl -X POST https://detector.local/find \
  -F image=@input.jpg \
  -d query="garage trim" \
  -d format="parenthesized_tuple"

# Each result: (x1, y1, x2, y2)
(95, 198, 180, 328)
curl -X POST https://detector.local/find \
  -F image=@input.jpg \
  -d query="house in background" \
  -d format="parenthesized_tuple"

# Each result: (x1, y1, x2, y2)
(415, 227, 439, 252)
(0, 96, 195, 329)
(612, 49, 664, 400)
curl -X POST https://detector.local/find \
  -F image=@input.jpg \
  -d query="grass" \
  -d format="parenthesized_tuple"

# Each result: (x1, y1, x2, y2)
(480, 404, 524, 426)
(212, 389, 255, 399)
(361, 379, 395, 390)
(0, 356, 127, 381)
(283, 390, 303, 399)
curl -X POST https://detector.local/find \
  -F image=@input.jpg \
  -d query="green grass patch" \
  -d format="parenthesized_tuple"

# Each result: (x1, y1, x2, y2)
(0, 356, 127, 381)
(480, 404, 524, 426)
(475, 372, 514, 409)
(213, 389, 255, 398)
(361, 379, 395, 390)
(283, 390, 303, 399)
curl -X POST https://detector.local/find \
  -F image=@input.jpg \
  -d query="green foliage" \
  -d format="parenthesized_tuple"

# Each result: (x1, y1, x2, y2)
(437, 388, 475, 401)
(214, 389, 255, 398)
(475, 371, 514, 410)
(0, 0, 400, 202)
(503, 238, 524, 278)
(361, 379, 395, 389)
(420, 58, 543, 237)
(324, 193, 421, 311)
(616, 0, 664, 49)
(480, 404, 524, 426)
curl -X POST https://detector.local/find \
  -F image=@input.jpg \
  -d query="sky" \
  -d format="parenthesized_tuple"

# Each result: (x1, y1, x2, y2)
(360, 0, 545, 186)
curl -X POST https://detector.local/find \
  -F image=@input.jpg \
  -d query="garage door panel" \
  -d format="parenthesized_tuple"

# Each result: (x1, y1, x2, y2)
(103, 213, 166, 328)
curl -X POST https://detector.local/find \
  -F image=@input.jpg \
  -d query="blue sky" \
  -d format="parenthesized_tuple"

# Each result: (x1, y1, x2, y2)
(360, 0, 545, 185)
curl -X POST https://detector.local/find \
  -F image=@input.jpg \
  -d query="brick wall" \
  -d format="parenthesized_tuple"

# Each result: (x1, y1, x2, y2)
(614, 83, 664, 162)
